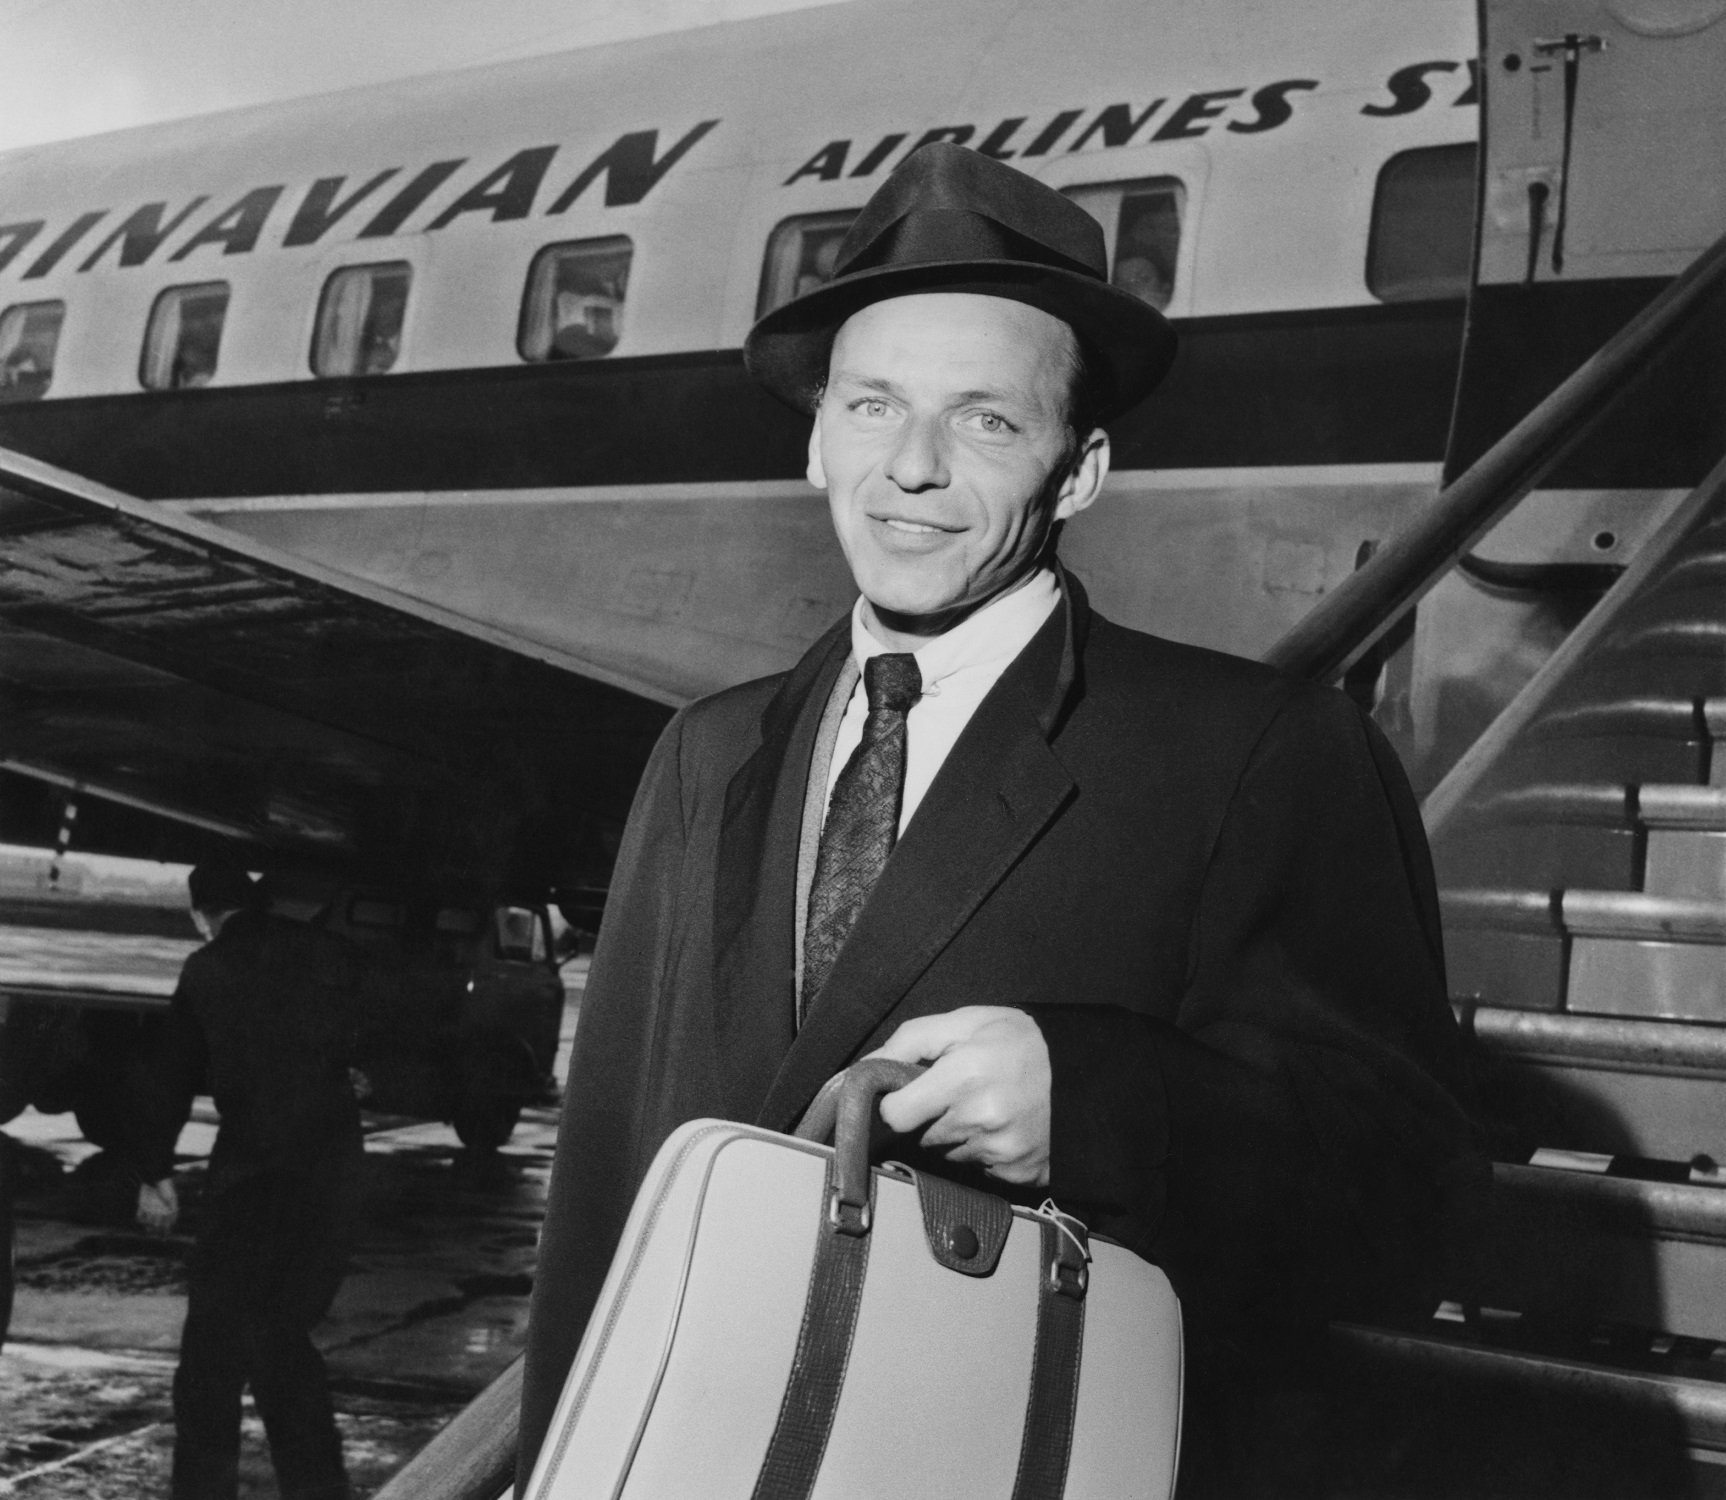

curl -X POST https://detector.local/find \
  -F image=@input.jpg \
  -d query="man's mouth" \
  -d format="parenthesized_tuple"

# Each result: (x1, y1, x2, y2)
(875, 515, 960, 535)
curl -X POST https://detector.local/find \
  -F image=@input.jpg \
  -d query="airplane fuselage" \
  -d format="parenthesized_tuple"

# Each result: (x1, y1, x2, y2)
(0, 0, 1484, 708)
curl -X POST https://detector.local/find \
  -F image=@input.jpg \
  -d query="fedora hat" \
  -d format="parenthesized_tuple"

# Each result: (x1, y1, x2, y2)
(744, 142, 1177, 423)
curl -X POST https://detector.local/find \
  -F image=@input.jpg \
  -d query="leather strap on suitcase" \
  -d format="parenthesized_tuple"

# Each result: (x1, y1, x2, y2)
(756, 1061, 1093, 1500)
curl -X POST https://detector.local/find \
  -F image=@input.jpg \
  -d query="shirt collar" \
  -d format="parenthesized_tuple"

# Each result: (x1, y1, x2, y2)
(849, 567, 1062, 693)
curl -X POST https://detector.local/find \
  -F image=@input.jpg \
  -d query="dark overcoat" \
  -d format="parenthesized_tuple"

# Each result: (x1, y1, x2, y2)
(517, 578, 1480, 1490)
(132, 909, 365, 1193)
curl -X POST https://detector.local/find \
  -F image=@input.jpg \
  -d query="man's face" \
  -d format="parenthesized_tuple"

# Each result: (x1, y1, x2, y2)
(808, 293, 1107, 639)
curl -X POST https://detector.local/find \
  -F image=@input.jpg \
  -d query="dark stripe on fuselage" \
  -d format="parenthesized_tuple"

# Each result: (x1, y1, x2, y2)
(0, 302, 1465, 498)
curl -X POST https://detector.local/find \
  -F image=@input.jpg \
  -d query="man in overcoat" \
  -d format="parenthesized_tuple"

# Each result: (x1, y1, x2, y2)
(518, 143, 1479, 1494)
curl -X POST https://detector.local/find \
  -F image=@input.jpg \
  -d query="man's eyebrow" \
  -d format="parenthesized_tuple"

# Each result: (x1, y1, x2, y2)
(828, 372, 902, 396)
(828, 372, 1044, 411)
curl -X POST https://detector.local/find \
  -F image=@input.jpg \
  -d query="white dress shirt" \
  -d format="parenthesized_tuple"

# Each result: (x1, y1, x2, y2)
(823, 567, 1062, 836)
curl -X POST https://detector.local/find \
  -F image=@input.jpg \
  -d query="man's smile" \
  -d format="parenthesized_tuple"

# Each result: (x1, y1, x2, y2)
(871, 512, 965, 537)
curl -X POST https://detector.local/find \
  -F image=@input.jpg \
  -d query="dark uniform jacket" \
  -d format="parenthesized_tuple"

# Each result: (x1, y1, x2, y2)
(134, 910, 365, 1194)
(517, 578, 1481, 1488)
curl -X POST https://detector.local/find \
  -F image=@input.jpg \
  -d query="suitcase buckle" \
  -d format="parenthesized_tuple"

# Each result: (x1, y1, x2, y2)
(1036, 1200, 1092, 1300)
(1048, 1256, 1089, 1300)
(828, 1188, 872, 1237)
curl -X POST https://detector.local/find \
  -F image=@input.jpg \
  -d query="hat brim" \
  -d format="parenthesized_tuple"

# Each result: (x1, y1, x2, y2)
(743, 258, 1177, 424)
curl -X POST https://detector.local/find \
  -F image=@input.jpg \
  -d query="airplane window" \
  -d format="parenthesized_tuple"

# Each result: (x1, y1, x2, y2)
(757, 211, 859, 318)
(312, 262, 412, 377)
(494, 905, 548, 963)
(519, 237, 632, 362)
(140, 282, 230, 390)
(1368, 144, 1477, 302)
(1064, 178, 1184, 311)
(0, 300, 65, 403)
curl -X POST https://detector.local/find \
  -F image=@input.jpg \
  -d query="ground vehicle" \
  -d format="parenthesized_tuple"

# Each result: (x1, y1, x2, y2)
(304, 883, 568, 1150)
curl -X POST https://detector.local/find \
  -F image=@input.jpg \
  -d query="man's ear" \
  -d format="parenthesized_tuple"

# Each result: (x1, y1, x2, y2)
(1052, 427, 1110, 522)
(805, 416, 827, 490)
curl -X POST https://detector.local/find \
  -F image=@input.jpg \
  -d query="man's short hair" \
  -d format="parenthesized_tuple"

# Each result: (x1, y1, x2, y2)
(188, 859, 257, 914)
(1057, 330, 1109, 441)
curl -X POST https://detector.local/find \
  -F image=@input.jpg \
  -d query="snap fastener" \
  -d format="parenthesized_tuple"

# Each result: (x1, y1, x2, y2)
(947, 1224, 980, 1260)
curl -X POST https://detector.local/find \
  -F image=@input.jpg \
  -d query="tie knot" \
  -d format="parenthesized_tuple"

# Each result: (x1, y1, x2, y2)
(864, 652, 921, 713)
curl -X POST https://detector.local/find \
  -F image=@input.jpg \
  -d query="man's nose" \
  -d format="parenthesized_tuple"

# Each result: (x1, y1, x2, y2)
(884, 414, 949, 492)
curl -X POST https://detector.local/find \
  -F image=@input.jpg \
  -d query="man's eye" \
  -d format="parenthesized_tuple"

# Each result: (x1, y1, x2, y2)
(850, 397, 892, 419)
(967, 411, 1016, 434)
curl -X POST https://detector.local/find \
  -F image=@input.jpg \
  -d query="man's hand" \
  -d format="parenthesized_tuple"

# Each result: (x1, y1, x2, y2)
(867, 1006, 1051, 1187)
(137, 1178, 179, 1236)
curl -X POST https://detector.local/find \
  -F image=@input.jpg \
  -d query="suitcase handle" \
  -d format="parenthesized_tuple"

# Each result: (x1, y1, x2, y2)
(793, 1058, 924, 1235)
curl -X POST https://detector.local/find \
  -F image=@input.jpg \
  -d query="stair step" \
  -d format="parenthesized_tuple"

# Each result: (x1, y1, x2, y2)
(1440, 785, 1725, 896)
(1472, 1007, 1726, 1071)
(1564, 892, 1726, 942)
(1604, 611, 1726, 668)
(1570, 937, 1726, 1022)
(1454, 1163, 1726, 1343)
(1462, 783, 1725, 831)
(1446, 927, 1565, 1009)
(1442, 891, 1726, 1016)
(1643, 786, 1726, 830)
(1503, 695, 1712, 786)
(1472, 784, 1636, 827)
(1435, 822, 1641, 893)
(1466, 1008, 1726, 1161)
(1646, 828, 1726, 901)
(1332, 1321, 1726, 1460)
(1444, 889, 1726, 941)
(1443, 890, 1565, 1008)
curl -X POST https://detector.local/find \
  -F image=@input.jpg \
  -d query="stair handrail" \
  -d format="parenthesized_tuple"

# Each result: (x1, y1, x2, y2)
(370, 1354, 520, 1500)
(1264, 228, 1726, 683)
(1420, 452, 1726, 836)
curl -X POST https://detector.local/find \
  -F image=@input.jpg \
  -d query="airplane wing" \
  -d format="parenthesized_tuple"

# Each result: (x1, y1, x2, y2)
(0, 446, 673, 894)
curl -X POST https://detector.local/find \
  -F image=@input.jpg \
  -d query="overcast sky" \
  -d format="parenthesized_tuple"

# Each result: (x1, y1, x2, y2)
(0, 0, 857, 154)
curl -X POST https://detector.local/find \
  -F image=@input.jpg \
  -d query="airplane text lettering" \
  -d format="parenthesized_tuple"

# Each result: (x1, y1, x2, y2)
(0, 56, 1477, 285)
(0, 122, 723, 281)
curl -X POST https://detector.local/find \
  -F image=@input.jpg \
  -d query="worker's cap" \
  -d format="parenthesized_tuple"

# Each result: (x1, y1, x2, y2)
(744, 142, 1177, 424)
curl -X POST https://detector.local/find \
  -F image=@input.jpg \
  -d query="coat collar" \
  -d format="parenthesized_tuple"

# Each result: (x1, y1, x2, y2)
(752, 568, 1092, 1130)
(710, 612, 854, 1119)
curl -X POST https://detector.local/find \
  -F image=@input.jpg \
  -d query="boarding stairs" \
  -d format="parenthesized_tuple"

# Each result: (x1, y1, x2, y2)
(1264, 228, 1726, 1491)
(1334, 465, 1726, 1493)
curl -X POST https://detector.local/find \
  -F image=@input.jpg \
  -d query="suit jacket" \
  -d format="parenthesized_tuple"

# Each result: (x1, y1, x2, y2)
(517, 578, 1480, 1490)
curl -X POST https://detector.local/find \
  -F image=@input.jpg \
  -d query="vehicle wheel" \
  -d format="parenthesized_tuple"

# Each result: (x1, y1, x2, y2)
(452, 1098, 523, 1153)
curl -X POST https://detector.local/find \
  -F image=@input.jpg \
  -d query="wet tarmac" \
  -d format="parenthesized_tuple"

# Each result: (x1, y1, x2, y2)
(1, 948, 585, 1499)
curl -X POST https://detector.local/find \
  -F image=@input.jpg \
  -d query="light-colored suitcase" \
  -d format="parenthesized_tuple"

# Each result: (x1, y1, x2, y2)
(524, 1060, 1182, 1499)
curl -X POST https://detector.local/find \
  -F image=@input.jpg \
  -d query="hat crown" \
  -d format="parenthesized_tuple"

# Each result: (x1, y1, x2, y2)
(835, 142, 1108, 283)
(743, 142, 1176, 422)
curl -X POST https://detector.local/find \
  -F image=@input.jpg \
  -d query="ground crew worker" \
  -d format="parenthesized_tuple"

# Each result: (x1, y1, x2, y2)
(133, 859, 365, 1500)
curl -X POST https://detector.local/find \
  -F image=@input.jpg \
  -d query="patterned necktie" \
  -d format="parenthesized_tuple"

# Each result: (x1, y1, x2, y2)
(801, 652, 922, 1020)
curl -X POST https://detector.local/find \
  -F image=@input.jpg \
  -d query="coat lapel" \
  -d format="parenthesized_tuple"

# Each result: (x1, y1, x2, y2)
(711, 616, 853, 1120)
(756, 578, 1088, 1131)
